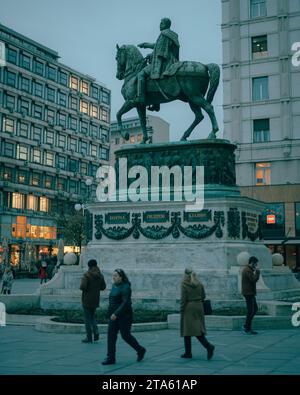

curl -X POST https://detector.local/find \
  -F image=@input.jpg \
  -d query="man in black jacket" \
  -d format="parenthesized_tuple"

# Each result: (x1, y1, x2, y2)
(80, 259, 106, 343)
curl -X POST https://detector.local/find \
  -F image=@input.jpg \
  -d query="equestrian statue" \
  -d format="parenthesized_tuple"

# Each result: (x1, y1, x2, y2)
(116, 18, 220, 143)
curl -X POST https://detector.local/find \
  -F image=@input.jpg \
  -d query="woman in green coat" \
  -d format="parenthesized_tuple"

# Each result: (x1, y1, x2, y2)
(180, 267, 215, 360)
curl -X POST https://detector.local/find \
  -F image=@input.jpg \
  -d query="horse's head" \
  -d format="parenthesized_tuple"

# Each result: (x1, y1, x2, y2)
(116, 44, 144, 80)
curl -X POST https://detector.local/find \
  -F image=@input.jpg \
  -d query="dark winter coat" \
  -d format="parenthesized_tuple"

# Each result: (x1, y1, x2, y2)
(80, 266, 106, 309)
(241, 265, 260, 296)
(108, 282, 133, 319)
(180, 279, 206, 337)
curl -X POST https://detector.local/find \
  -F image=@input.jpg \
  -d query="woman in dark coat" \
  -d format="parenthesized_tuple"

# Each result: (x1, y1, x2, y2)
(180, 267, 215, 360)
(102, 269, 146, 365)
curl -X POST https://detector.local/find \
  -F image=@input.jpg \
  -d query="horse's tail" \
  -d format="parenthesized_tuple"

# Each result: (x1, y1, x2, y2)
(206, 63, 220, 103)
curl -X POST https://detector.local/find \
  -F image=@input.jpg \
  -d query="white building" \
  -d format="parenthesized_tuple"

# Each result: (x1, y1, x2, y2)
(222, 0, 300, 268)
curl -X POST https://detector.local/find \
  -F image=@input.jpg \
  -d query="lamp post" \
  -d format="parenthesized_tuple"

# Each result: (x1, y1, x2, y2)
(74, 178, 93, 253)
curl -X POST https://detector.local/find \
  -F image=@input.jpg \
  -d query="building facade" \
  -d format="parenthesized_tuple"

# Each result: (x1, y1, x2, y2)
(110, 115, 169, 163)
(0, 23, 110, 269)
(222, 0, 300, 268)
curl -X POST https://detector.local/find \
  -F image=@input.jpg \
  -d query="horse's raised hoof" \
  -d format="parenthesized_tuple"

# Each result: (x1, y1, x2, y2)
(207, 131, 216, 139)
(180, 136, 187, 141)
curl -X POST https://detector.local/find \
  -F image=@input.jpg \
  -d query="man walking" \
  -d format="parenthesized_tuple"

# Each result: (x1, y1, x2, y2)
(80, 259, 106, 343)
(241, 256, 260, 335)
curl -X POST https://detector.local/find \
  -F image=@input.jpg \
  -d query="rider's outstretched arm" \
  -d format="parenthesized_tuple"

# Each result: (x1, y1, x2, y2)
(138, 42, 155, 49)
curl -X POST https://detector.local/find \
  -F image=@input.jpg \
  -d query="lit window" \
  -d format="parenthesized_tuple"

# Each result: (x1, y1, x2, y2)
(17, 145, 28, 161)
(80, 100, 88, 114)
(91, 104, 98, 118)
(253, 119, 270, 142)
(12, 193, 24, 209)
(18, 173, 26, 184)
(130, 135, 135, 143)
(40, 197, 49, 212)
(45, 176, 53, 188)
(12, 216, 27, 238)
(250, 0, 266, 18)
(3, 168, 12, 181)
(70, 75, 78, 90)
(32, 173, 41, 186)
(252, 77, 269, 101)
(45, 151, 54, 167)
(81, 80, 89, 95)
(27, 195, 38, 211)
(255, 162, 271, 185)
(3, 117, 14, 133)
(100, 107, 109, 122)
(252, 35, 268, 59)
(33, 148, 41, 163)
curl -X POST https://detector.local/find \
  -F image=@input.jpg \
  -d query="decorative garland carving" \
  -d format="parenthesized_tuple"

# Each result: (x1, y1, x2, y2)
(241, 212, 263, 241)
(94, 211, 225, 241)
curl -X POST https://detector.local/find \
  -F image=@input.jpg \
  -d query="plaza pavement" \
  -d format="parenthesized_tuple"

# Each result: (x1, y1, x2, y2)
(1, 278, 300, 375)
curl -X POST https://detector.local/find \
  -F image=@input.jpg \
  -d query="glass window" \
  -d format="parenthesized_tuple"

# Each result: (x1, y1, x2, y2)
(255, 162, 271, 185)
(45, 176, 53, 189)
(70, 96, 78, 111)
(250, 0, 266, 18)
(69, 159, 78, 172)
(7, 48, 17, 64)
(34, 59, 44, 76)
(3, 117, 15, 133)
(12, 193, 25, 209)
(101, 90, 110, 104)
(4, 142, 14, 157)
(31, 173, 41, 186)
(5, 93, 15, 109)
(32, 126, 42, 142)
(81, 162, 88, 174)
(27, 195, 38, 211)
(80, 141, 87, 155)
(46, 130, 54, 145)
(20, 99, 30, 116)
(137, 133, 143, 142)
(18, 172, 26, 184)
(253, 119, 270, 142)
(295, 203, 300, 238)
(57, 178, 66, 190)
(81, 121, 88, 134)
(6, 70, 16, 87)
(81, 80, 89, 95)
(80, 100, 88, 114)
(262, 203, 285, 239)
(59, 70, 68, 86)
(100, 107, 109, 122)
(70, 138, 77, 151)
(21, 76, 30, 92)
(252, 77, 269, 101)
(90, 144, 97, 157)
(130, 135, 135, 143)
(58, 112, 66, 127)
(46, 108, 55, 124)
(33, 148, 41, 163)
(47, 65, 56, 81)
(40, 197, 49, 212)
(70, 75, 78, 90)
(91, 104, 98, 118)
(58, 91, 67, 107)
(101, 128, 109, 142)
(91, 85, 98, 99)
(91, 124, 98, 138)
(19, 122, 29, 138)
(33, 104, 43, 119)
(46, 86, 55, 102)
(69, 180, 78, 194)
(70, 117, 77, 131)
(57, 155, 66, 170)
(20, 53, 31, 70)
(33, 81, 43, 97)
(17, 145, 28, 161)
(45, 151, 54, 166)
(252, 35, 268, 59)
(101, 147, 109, 160)
(3, 167, 12, 181)
(58, 134, 66, 148)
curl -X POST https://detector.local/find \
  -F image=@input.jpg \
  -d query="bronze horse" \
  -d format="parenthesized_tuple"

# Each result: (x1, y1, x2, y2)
(116, 44, 220, 143)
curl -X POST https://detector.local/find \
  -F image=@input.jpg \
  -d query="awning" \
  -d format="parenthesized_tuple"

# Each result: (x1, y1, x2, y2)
(264, 240, 300, 245)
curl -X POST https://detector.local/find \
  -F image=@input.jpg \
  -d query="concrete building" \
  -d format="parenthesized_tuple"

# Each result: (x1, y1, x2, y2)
(0, 23, 110, 268)
(222, 0, 300, 268)
(110, 115, 169, 163)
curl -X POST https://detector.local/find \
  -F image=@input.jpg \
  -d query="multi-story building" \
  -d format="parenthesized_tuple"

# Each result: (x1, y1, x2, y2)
(0, 23, 110, 268)
(222, 0, 300, 268)
(110, 115, 169, 163)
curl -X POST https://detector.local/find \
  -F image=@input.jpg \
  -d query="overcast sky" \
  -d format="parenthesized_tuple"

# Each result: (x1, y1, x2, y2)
(0, 0, 223, 141)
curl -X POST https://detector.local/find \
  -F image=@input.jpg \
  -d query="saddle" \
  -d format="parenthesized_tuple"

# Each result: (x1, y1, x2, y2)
(146, 76, 180, 100)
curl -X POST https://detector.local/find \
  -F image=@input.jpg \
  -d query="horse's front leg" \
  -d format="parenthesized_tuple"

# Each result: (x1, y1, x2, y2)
(116, 101, 135, 141)
(136, 105, 149, 143)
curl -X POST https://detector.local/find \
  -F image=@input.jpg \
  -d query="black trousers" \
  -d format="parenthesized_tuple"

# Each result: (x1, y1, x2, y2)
(107, 315, 142, 359)
(184, 335, 211, 354)
(244, 295, 258, 331)
(83, 307, 99, 340)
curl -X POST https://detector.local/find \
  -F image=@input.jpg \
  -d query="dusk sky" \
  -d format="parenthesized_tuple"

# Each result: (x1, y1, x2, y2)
(0, 0, 222, 141)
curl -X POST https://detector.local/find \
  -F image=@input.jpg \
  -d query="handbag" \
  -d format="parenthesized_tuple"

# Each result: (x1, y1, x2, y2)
(203, 299, 212, 315)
